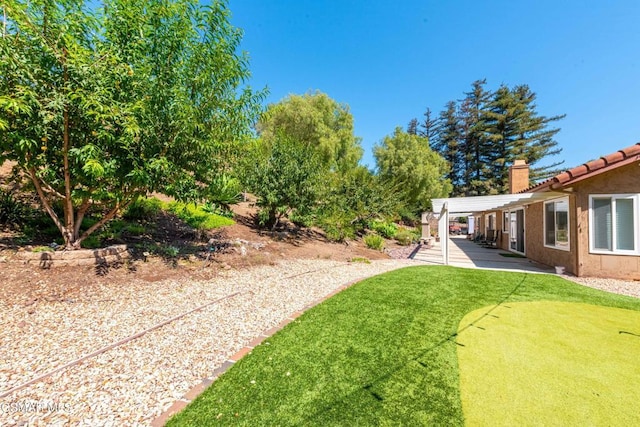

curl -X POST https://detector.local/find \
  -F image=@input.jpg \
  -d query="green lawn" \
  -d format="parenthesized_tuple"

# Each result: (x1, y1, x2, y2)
(167, 266, 640, 426)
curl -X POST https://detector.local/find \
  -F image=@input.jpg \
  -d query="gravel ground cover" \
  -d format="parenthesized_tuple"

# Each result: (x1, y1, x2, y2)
(561, 275, 640, 299)
(2, 259, 637, 426)
(0, 259, 413, 426)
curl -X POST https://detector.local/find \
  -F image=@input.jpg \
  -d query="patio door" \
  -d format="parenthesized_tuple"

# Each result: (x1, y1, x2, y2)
(509, 208, 525, 254)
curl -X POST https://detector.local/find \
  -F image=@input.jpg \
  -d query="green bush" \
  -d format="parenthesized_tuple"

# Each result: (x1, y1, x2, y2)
(370, 220, 398, 239)
(289, 211, 313, 228)
(123, 197, 163, 220)
(364, 234, 385, 251)
(81, 234, 101, 249)
(202, 202, 234, 218)
(0, 189, 27, 227)
(395, 229, 418, 246)
(166, 201, 234, 230)
(123, 224, 146, 236)
(157, 244, 180, 257)
(316, 210, 356, 242)
(206, 174, 242, 208)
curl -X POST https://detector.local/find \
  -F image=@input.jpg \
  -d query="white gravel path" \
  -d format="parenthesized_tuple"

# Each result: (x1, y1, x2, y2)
(0, 259, 414, 426)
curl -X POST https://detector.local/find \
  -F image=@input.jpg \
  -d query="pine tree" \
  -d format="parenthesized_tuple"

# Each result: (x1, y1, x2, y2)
(511, 85, 565, 181)
(485, 84, 565, 191)
(411, 80, 565, 197)
(407, 118, 419, 135)
(420, 107, 441, 141)
(459, 79, 493, 195)
(436, 101, 463, 194)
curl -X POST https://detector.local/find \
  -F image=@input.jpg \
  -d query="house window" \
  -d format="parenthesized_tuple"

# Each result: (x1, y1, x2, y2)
(503, 211, 509, 233)
(544, 198, 570, 250)
(589, 195, 638, 254)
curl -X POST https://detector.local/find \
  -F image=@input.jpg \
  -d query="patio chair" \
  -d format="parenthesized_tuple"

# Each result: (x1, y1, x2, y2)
(481, 230, 500, 248)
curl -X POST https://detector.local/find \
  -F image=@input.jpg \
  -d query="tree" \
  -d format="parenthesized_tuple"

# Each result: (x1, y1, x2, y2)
(419, 107, 441, 141)
(458, 79, 493, 195)
(413, 80, 565, 196)
(407, 118, 419, 135)
(316, 166, 401, 241)
(485, 84, 565, 192)
(242, 135, 323, 230)
(436, 101, 463, 194)
(256, 91, 362, 173)
(374, 127, 451, 215)
(0, 0, 264, 248)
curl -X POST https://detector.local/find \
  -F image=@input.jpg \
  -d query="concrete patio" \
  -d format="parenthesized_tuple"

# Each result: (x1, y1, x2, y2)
(413, 235, 555, 274)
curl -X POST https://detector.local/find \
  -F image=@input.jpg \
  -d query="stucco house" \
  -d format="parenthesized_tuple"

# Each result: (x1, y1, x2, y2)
(429, 143, 640, 279)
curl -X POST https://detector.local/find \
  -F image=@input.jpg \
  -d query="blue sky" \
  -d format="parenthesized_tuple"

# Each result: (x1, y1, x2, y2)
(229, 0, 640, 171)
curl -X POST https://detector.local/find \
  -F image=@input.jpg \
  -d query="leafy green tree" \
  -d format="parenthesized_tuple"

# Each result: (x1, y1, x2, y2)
(316, 166, 401, 241)
(0, 0, 263, 248)
(374, 127, 451, 215)
(242, 135, 323, 230)
(256, 91, 362, 173)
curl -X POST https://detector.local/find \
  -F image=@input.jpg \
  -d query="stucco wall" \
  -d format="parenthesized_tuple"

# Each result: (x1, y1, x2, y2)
(571, 161, 640, 279)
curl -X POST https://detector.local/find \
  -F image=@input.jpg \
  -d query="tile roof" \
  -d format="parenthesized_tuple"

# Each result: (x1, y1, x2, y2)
(523, 142, 640, 193)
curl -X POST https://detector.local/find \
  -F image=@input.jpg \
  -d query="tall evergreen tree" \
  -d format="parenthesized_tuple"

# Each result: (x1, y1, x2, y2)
(459, 79, 493, 195)
(420, 107, 441, 141)
(437, 101, 463, 194)
(485, 85, 565, 191)
(412, 80, 565, 197)
(511, 85, 565, 181)
(407, 118, 419, 135)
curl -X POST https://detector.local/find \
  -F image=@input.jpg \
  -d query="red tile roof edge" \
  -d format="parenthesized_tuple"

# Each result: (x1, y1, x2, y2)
(521, 142, 640, 193)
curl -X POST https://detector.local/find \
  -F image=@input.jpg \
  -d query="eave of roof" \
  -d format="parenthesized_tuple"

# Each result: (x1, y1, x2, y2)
(432, 191, 565, 215)
(522, 142, 640, 193)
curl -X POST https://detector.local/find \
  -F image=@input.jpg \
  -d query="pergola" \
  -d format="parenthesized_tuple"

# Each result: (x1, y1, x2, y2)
(429, 192, 564, 264)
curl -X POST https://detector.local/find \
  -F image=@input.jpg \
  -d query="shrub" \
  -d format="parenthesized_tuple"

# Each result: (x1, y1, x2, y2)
(123, 224, 146, 236)
(316, 210, 356, 242)
(166, 202, 234, 230)
(157, 245, 180, 257)
(350, 257, 371, 264)
(289, 211, 313, 228)
(364, 234, 385, 251)
(206, 174, 242, 209)
(370, 220, 398, 239)
(123, 197, 163, 221)
(0, 189, 29, 227)
(202, 202, 234, 218)
(81, 235, 101, 249)
(395, 229, 418, 246)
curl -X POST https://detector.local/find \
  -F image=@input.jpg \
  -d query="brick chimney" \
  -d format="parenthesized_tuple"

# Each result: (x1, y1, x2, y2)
(509, 160, 530, 193)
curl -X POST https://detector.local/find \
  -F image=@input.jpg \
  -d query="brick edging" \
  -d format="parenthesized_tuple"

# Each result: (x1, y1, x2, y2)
(150, 280, 359, 426)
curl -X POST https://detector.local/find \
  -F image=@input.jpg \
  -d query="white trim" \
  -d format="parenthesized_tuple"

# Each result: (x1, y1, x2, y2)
(431, 192, 565, 215)
(508, 207, 526, 256)
(543, 196, 571, 252)
(502, 211, 509, 233)
(588, 194, 639, 256)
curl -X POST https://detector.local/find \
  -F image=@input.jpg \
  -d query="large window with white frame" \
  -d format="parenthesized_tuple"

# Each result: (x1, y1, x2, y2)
(589, 194, 638, 255)
(544, 197, 570, 250)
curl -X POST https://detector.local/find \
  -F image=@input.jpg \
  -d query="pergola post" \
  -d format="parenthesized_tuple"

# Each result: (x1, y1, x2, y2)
(439, 202, 449, 265)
